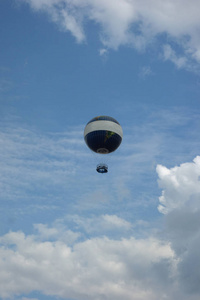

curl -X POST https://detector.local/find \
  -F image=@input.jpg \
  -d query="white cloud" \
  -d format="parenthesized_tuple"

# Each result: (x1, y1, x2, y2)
(34, 223, 80, 244)
(20, 0, 86, 42)
(139, 66, 153, 78)
(53, 7, 85, 43)
(102, 214, 132, 229)
(19, 0, 200, 69)
(99, 48, 108, 57)
(2, 207, 200, 300)
(157, 156, 200, 214)
(163, 44, 187, 69)
(0, 229, 177, 300)
(60, 214, 132, 237)
(156, 156, 200, 296)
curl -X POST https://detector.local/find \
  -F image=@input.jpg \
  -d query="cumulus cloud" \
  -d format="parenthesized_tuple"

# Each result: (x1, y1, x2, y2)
(0, 229, 177, 300)
(19, 0, 200, 69)
(157, 156, 200, 214)
(156, 156, 200, 296)
(2, 209, 200, 300)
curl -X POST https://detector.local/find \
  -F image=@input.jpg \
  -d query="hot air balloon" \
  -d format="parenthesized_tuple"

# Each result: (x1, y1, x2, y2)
(84, 116, 123, 173)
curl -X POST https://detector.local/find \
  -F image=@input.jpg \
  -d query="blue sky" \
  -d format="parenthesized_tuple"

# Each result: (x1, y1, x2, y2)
(1, 0, 200, 299)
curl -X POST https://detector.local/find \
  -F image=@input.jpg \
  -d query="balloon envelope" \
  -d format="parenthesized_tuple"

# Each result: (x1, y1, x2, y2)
(84, 116, 123, 154)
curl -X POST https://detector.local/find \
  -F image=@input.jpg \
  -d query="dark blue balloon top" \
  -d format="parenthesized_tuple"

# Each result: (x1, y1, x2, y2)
(87, 116, 120, 125)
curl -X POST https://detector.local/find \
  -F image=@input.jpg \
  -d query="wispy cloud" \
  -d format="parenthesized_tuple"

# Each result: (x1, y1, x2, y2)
(0, 122, 85, 201)
(139, 66, 154, 79)
(99, 48, 108, 56)
(99, 48, 109, 61)
(0, 79, 14, 93)
(163, 44, 188, 69)
(19, 0, 200, 70)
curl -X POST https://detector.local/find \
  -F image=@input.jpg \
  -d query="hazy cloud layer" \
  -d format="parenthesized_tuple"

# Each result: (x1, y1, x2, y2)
(0, 122, 85, 202)
(19, 0, 200, 69)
